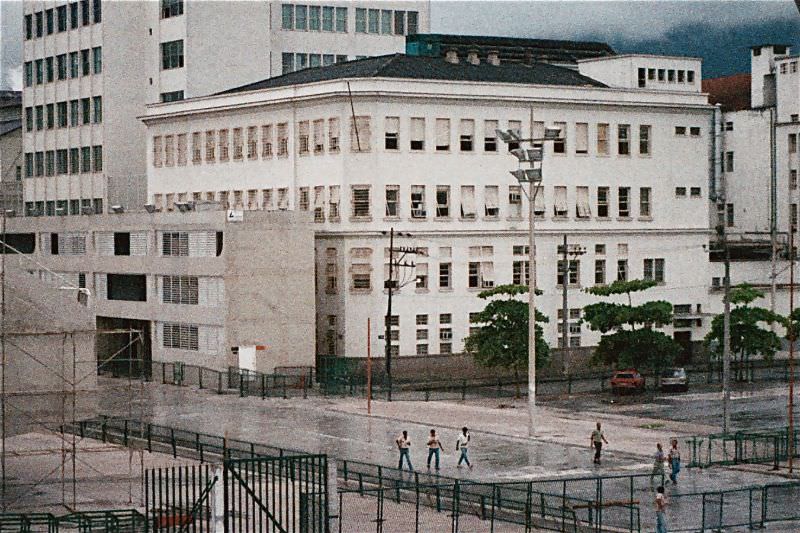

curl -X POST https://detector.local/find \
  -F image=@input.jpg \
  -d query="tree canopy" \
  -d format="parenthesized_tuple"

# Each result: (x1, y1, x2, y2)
(464, 284, 550, 376)
(583, 279, 680, 373)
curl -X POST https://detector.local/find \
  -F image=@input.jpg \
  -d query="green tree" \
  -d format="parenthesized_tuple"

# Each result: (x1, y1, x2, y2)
(704, 284, 784, 381)
(464, 284, 550, 396)
(582, 279, 681, 376)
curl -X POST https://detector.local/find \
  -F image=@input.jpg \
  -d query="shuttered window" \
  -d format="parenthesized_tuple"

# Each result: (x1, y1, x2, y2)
(460, 186, 476, 219)
(576, 186, 591, 218)
(554, 186, 568, 217)
(410, 118, 425, 150)
(435, 119, 450, 151)
(484, 186, 499, 218)
(575, 123, 588, 154)
(350, 116, 371, 152)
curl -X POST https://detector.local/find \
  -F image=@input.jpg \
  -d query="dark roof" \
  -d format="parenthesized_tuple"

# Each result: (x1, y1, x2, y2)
(0, 91, 21, 108)
(218, 54, 606, 96)
(0, 119, 21, 137)
(702, 74, 751, 112)
(406, 33, 615, 64)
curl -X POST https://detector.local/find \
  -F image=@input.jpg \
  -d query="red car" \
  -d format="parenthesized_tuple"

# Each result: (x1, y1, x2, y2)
(610, 369, 646, 394)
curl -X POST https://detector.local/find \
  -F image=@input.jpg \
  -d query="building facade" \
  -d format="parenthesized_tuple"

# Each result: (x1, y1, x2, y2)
(0, 91, 23, 213)
(143, 52, 715, 362)
(20, 0, 429, 215)
(4, 208, 316, 373)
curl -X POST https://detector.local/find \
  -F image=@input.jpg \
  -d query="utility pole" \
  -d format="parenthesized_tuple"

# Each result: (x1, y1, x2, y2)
(1, 209, 6, 510)
(789, 217, 795, 473)
(382, 228, 420, 401)
(721, 224, 732, 434)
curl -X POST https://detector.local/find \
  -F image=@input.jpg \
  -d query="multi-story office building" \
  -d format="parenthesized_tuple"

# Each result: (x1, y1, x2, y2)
(142, 51, 714, 362)
(20, 0, 429, 216)
(702, 44, 800, 316)
(4, 208, 316, 372)
(0, 91, 23, 213)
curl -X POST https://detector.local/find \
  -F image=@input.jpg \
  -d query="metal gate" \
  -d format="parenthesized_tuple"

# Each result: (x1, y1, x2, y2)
(145, 455, 328, 533)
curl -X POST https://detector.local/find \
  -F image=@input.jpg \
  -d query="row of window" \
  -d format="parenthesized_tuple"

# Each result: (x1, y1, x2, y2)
(93, 272, 223, 306)
(354, 7, 418, 36)
(24, 0, 101, 40)
(280, 4, 349, 33)
(24, 198, 103, 217)
(779, 61, 798, 75)
(24, 96, 102, 131)
(23, 47, 102, 86)
(158, 321, 222, 354)
(281, 52, 351, 74)
(637, 66, 696, 87)
(152, 118, 666, 168)
(24, 146, 103, 178)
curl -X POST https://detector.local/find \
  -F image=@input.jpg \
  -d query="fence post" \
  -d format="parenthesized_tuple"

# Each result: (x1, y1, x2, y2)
(170, 428, 176, 458)
(283, 375, 288, 399)
(162, 363, 166, 384)
(199, 367, 203, 389)
(526, 482, 533, 532)
(773, 434, 780, 470)
(302, 375, 308, 399)
(568, 374, 573, 395)
(147, 423, 152, 453)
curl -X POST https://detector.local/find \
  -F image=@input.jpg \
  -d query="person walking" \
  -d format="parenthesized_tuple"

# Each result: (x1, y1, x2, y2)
(396, 430, 413, 471)
(590, 422, 609, 464)
(456, 427, 472, 469)
(668, 439, 681, 484)
(426, 429, 445, 471)
(655, 485, 668, 533)
(650, 443, 666, 483)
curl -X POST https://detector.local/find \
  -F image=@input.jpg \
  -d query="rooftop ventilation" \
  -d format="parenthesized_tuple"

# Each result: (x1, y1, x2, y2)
(467, 49, 480, 66)
(445, 49, 459, 64)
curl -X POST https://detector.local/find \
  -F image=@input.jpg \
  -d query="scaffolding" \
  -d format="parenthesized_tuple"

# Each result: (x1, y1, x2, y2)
(0, 214, 148, 514)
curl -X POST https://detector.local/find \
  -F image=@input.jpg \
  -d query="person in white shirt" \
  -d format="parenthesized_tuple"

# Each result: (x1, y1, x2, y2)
(426, 429, 446, 471)
(455, 427, 472, 469)
(396, 430, 413, 471)
(655, 485, 668, 533)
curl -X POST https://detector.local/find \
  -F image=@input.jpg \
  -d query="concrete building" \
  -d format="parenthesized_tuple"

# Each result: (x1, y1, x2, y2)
(703, 44, 800, 318)
(20, 0, 429, 215)
(142, 51, 714, 363)
(3, 208, 316, 373)
(0, 91, 23, 214)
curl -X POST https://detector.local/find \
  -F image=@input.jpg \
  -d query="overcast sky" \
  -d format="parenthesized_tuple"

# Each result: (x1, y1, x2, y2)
(1, 0, 798, 90)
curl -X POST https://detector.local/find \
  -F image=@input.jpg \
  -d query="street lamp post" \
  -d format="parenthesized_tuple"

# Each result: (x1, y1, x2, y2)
(498, 126, 563, 437)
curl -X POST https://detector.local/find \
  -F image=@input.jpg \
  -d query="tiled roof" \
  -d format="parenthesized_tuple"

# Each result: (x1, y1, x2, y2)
(217, 53, 606, 95)
(702, 74, 751, 112)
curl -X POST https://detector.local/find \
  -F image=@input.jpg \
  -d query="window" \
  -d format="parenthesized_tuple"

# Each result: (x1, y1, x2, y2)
(553, 122, 566, 153)
(415, 262, 428, 289)
(281, 53, 294, 74)
(162, 275, 198, 305)
(246, 126, 258, 160)
(298, 187, 310, 211)
(575, 122, 588, 154)
(435, 186, 450, 218)
(91, 46, 102, 74)
(176, 134, 187, 166)
(411, 185, 426, 218)
(25, 13, 32, 39)
(295, 4, 307, 30)
(459, 119, 474, 151)
(643, 258, 665, 283)
(56, 102, 67, 128)
(350, 116, 371, 152)
(81, 98, 90, 124)
(162, 0, 183, 18)
(355, 8, 366, 32)
(553, 186, 568, 217)
(726, 203, 735, 227)
(261, 124, 273, 157)
(106, 274, 146, 302)
(367, 8, 379, 32)
(675, 126, 687, 136)
(618, 187, 630, 217)
(46, 8, 54, 34)
(69, 148, 79, 174)
(790, 133, 798, 154)
(435, 119, 450, 151)
(687, 70, 695, 83)
(329, 186, 340, 220)
(282, 4, 294, 29)
(162, 323, 199, 351)
(725, 151, 734, 172)
(335, 7, 347, 32)
(484, 186, 499, 218)
(161, 232, 189, 256)
(639, 187, 651, 217)
(191, 132, 202, 164)
(322, 6, 334, 31)
(410, 118, 425, 150)
(92, 96, 102, 123)
(69, 52, 79, 78)
(205, 130, 216, 162)
(350, 248, 372, 291)
(483, 120, 498, 152)
(35, 11, 43, 37)
(81, 147, 91, 173)
(380, 9, 391, 33)
(35, 152, 44, 177)
(216, 129, 229, 161)
(394, 10, 406, 34)
(507, 120, 522, 151)
(92, 0, 101, 23)
(638, 67, 646, 87)
(164, 135, 175, 166)
(24, 62, 32, 87)
(639, 125, 651, 155)
(351, 186, 370, 218)
(793, 204, 798, 231)
(56, 150, 68, 174)
(34, 106, 43, 130)
(668, 69, 675, 82)
(35, 59, 43, 84)
(92, 146, 102, 172)
(46, 57, 54, 83)
(25, 107, 32, 132)
(657, 69, 665, 81)
(618, 124, 630, 155)
(557, 260, 580, 286)
(45, 151, 55, 176)
(384, 117, 399, 150)
(160, 90, 183, 103)
(324, 248, 338, 293)
(675, 187, 687, 197)
(153, 136, 163, 167)
(161, 40, 184, 70)
(509, 185, 523, 218)
(597, 123, 609, 155)
(792, 170, 798, 190)
(595, 259, 606, 285)
(312, 119, 324, 154)
(617, 259, 628, 281)
(81, 49, 90, 76)
(461, 185, 476, 219)
(56, 55, 66, 80)
(690, 127, 701, 137)
(439, 263, 452, 289)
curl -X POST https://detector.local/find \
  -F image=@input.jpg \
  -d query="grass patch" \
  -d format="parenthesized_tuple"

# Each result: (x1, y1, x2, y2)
(639, 423, 666, 430)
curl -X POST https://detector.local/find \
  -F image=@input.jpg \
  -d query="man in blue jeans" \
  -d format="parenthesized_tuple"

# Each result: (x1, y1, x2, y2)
(426, 429, 445, 471)
(396, 430, 413, 471)
(655, 486, 668, 533)
(456, 427, 472, 469)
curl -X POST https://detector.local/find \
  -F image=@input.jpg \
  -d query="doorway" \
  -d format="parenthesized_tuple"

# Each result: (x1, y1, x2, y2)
(96, 317, 152, 378)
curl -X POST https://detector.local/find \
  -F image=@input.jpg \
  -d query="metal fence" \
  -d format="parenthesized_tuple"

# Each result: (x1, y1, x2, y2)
(681, 426, 800, 468)
(144, 456, 328, 533)
(0, 510, 146, 532)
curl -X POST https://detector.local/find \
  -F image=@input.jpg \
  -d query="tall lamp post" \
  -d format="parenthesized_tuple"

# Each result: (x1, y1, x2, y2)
(497, 126, 563, 437)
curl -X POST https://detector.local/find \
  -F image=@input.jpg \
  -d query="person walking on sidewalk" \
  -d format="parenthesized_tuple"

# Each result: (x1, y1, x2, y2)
(668, 439, 681, 484)
(426, 429, 445, 471)
(590, 422, 609, 464)
(456, 427, 472, 469)
(396, 430, 413, 471)
(655, 485, 668, 533)
(650, 443, 666, 483)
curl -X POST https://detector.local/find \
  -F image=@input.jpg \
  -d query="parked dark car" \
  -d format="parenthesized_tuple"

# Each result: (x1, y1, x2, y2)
(610, 369, 645, 394)
(660, 367, 688, 392)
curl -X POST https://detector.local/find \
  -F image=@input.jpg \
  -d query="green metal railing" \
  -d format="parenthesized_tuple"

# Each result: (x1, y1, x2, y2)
(682, 426, 800, 468)
(0, 510, 146, 533)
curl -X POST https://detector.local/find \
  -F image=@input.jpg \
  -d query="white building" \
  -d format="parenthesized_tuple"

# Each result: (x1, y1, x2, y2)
(20, 0, 429, 216)
(143, 51, 715, 363)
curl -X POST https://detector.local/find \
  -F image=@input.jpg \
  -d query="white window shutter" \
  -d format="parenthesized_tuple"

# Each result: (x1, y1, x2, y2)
(435, 119, 450, 147)
(95, 273, 106, 300)
(130, 232, 148, 256)
(411, 118, 424, 141)
(97, 232, 114, 256)
(461, 186, 476, 218)
(576, 123, 589, 153)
